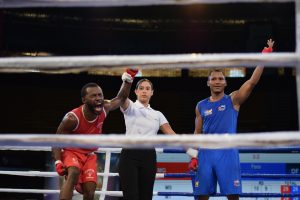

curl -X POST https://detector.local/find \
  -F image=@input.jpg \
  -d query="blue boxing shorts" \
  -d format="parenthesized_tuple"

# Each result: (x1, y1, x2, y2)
(193, 149, 242, 195)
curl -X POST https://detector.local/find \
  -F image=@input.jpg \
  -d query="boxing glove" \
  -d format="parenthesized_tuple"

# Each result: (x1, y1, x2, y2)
(55, 160, 66, 176)
(122, 68, 139, 83)
(126, 68, 139, 78)
(262, 47, 273, 53)
(188, 158, 198, 171)
(75, 183, 83, 194)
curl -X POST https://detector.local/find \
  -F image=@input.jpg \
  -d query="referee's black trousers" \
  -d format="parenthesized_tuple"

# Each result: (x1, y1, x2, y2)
(118, 149, 157, 200)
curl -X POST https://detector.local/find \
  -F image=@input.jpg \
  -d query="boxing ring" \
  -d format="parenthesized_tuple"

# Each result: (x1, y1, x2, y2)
(0, 0, 300, 199)
(0, 145, 300, 199)
(0, 135, 300, 199)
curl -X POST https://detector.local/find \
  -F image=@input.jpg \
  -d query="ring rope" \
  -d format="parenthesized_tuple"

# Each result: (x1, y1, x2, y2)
(0, 146, 123, 153)
(0, 53, 297, 73)
(0, 189, 298, 197)
(0, 133, 300, 149)
(1, 0, 299, 199)
(162, 147, 300, 153)
(1, 146, 300, 153)
(0, 170, 300, 179)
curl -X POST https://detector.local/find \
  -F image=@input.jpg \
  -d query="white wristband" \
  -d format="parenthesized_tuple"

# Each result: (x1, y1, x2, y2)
(55, 160, 62, 165)
(186, 148, 198, 158)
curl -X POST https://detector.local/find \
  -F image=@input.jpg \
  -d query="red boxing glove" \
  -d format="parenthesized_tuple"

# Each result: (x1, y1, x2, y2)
(75, 183, 83, 194)
(188, 158, 198, 171)
(55, 160, 66, 176)
(126, 68, 139, 78)
(122, 68, 139, 83)
(262, 47, 273, 54)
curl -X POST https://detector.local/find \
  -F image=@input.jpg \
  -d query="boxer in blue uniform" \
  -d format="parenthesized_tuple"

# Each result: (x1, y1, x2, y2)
(192, 39, 274, 200)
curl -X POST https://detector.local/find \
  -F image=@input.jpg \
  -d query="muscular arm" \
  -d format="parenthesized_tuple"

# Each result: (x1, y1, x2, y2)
(231, 39, 274, 109)
(105, 81, 132, 113)
(160, 123, 176, 135)
(194, 106, 203, 134)
(120, 98, 131, 111)
(231, 66, 264, 109)
(186, 106, 202, 160)
(51, 113, 77, 161)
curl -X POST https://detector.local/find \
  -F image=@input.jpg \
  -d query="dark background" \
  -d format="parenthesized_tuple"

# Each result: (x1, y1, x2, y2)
(0, 2, 298, 199)
(1, 3, 295, 55)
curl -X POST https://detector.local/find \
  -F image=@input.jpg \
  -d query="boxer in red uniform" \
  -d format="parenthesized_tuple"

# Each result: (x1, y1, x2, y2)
(52, 69, 138, 200)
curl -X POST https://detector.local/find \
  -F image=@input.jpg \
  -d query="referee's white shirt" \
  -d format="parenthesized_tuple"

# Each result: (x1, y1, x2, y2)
(121, 100, 168, 136)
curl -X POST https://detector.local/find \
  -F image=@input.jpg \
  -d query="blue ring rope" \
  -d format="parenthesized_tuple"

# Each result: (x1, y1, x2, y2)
(157, 192, 300, 197)
(162, 147, 300, 153)
(163, 173, 300, 179)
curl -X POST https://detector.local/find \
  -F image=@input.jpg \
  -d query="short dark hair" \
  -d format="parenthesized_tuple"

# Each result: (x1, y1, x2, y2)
(135, 78, 153, 90)
(81, 82, 99, 97)
(208, 69, 225, 80)
(208, 68, 225, 76)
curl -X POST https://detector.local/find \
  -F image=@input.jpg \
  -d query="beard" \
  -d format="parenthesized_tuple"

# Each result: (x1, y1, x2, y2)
(86, 103, 102, 115)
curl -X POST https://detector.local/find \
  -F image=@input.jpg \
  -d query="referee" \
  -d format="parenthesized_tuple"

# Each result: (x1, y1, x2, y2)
(118, 78, 176, 200)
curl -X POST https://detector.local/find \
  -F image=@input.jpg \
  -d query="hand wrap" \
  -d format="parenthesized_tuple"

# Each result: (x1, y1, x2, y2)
(121, 69, 139, 83)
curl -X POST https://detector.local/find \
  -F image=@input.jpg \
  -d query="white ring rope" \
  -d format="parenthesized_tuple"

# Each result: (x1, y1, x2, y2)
(0, 171, 119, 177)
(0, 189, 124, 196)
(0, 146, 124, 153)
(0, 143, 298, 197)
(0, 132, 300, 148)
(0, 53, 297, 73)
(0, 171, 168, 178)
(1, 170, 300, 179)
(0, 0, 298, 199)
(0, 0, 295, 8)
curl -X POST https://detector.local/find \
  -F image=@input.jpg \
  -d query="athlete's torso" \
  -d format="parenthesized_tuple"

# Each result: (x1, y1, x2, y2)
(197, 95, 238, 134)
(64, 105, 107, 153)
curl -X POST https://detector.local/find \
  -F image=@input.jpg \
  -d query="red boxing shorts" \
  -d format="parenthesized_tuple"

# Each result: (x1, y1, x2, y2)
(62, 150, 98, 184)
